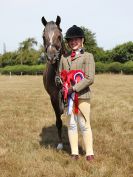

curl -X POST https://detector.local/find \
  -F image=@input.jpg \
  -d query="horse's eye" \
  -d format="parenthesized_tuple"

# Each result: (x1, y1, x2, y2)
(43, 36, 45, 40)
(58, 36, 61, 41)
(43, 36, 46, 44)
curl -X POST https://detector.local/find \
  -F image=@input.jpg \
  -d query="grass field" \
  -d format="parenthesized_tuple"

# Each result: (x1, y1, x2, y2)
(0, 74, 132, 177)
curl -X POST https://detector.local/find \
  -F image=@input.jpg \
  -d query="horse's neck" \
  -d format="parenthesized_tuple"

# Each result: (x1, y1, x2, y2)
(43, 63, 58, 94)
(45, 63, 57, 80)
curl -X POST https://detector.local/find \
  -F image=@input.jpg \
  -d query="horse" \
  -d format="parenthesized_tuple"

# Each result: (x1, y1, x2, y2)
(41, 16, 64, 150)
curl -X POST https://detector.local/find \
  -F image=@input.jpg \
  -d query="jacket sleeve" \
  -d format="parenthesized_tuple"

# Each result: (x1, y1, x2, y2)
(73, 53, 95, 92)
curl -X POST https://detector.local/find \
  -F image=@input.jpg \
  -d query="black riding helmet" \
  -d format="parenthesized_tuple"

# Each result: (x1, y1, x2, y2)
(65, 25, 85, 40)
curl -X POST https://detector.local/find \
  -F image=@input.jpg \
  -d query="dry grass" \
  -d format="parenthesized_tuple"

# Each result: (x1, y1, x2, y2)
(0, 74, 132, 177)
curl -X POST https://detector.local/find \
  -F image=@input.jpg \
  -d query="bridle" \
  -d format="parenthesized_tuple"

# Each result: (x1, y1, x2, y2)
(41, 17, 64, 86)
(44, 33, 63, 87)
(45, 43, 62, 62)
(43, 25, 63, 64)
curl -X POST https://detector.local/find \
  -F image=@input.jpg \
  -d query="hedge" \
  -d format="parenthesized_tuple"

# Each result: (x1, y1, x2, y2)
(122, 61, 133, 74)
(95, 61, 133, 74)
(95, 62, 109, 73)
(107, 62, 123, 73)
(0, 65, 45, 75)
(0, 61, 133, 75)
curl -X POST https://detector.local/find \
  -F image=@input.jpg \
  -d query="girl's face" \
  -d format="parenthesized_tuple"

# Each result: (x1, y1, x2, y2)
(68, 38, 83, 51)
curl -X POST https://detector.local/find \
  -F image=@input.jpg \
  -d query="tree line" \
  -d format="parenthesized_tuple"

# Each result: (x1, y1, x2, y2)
(0, 27, 133, 67)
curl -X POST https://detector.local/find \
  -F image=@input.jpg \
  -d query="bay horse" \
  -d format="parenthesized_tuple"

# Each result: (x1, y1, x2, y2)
(41, 16, 64, 150)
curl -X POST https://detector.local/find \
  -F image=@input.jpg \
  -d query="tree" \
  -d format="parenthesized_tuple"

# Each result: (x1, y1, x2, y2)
(0, 51, 18, 67)
(18, 38, 38, 65)
(81, 27, 110, 62)
(110, 41, 133, 63)
(93, 47, 107, 62)
(19, 38, 37, 51)
(81, 26, 97, 54)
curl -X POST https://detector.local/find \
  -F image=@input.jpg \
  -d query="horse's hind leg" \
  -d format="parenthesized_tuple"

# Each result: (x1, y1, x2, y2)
(51, 98, 63, 150)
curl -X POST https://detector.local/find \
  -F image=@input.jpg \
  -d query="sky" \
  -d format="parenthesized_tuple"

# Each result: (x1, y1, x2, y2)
(0, 0, 133, 53)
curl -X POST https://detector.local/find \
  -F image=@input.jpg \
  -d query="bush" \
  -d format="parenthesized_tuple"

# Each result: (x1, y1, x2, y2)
(122, 61, 133, 74)
(107, 62, 123, 73)
(110, 41, 133, 63)
(95, 62, 108, 73)
(0, 65, 45, 75)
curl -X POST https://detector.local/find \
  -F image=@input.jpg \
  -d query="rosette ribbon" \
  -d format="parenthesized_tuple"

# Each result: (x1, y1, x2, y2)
(60, 70, 85, 115)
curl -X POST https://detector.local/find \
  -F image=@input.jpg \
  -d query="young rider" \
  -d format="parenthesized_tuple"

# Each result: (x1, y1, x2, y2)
(59, 25, 95, 161)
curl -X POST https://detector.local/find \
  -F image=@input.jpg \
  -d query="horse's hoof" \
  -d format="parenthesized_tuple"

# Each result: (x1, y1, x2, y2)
(57, 143, 63, 150)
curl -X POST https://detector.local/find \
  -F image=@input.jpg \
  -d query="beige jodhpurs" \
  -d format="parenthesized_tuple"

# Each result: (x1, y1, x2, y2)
(68, 99, 94, 156)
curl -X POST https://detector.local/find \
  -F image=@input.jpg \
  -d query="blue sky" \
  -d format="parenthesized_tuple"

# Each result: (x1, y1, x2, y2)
(0, 0, 133, 53)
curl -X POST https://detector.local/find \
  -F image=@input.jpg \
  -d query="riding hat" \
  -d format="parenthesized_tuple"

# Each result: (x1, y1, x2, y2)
(65, 25, 85, 40)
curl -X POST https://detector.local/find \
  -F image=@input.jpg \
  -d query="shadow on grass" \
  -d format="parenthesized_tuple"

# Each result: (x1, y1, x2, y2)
(39, 124, 70, 154)
(39, 124, 85, 155)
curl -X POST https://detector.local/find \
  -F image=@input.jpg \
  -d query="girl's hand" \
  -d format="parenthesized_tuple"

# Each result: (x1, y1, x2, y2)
(68, 86, 74, 95)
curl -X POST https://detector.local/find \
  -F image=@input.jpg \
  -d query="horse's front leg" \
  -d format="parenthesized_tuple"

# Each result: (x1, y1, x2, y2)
(56, 115, 63, 150)
(51, 97, 63, 150)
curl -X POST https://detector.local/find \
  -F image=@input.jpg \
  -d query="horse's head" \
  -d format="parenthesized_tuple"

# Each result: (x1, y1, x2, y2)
(41, 16, 63, 64)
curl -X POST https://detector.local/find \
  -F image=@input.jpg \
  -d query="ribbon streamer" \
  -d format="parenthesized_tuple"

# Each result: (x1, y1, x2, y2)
(61, 70, 85, 115)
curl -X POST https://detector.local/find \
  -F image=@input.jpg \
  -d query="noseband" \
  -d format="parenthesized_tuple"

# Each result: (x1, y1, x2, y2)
(45, 43, 62, 62)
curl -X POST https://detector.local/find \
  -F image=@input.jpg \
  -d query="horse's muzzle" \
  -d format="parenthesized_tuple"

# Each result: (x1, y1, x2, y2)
(47, 55, 57, 64)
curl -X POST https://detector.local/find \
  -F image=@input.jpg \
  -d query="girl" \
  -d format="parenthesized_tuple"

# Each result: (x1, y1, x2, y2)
(59, 25, 95, 161)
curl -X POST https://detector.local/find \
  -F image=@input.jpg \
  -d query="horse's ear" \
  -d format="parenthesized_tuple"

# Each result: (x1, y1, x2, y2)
(41, 16, 47, 26)
(56, 16, 61, 26)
